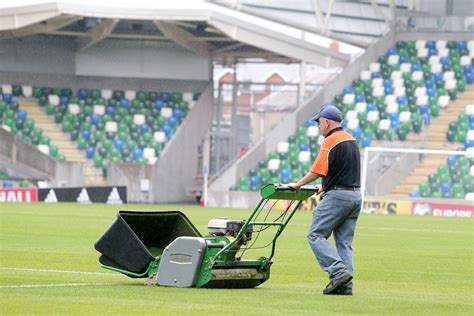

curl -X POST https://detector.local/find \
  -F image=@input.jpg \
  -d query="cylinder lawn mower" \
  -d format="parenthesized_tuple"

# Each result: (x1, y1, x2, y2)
(94, 183, 317, 288)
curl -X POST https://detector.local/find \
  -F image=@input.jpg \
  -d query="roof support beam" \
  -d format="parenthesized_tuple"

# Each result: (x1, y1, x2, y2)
(370, 0, 390, 23)
(213, 42, 245, 53)
(77, 18, 118, 51)
(323, 0, 335, 36)
(153, 21, 210, 57)
(0, 14, 80, 39)
(311, 0, 324, 30)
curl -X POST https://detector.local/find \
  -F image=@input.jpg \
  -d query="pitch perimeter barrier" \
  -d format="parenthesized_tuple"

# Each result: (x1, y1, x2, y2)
(38, 186, 126, 204)
(207, 190, 472, 217)
(0, 186, 126, 203)
(0, 188, 38, 202)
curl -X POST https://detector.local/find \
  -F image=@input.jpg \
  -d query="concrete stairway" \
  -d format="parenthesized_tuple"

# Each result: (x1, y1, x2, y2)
(388, 85, 474, 198)
(19, 100, 106, 186)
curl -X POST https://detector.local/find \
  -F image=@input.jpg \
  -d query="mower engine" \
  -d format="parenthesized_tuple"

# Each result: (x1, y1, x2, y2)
(207, 217, 253, 244)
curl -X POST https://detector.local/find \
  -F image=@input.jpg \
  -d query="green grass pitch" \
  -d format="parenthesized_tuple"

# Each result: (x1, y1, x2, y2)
(1, 203, 472, 315)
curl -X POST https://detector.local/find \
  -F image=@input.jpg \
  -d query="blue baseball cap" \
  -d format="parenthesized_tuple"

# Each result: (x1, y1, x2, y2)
(311, 105, 342, 122)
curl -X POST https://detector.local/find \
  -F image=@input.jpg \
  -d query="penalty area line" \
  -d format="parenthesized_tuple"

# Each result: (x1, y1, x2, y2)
(0, 267, 120, 276)
(0, 282, 118, 289)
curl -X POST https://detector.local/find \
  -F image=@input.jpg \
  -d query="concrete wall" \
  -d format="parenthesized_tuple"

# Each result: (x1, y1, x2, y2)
(107, 163, 152, 203)
(151, 83, 214, 202)
(76, 40, 211, 81)
(108, 83, 214, 203)
(0, 36, 211, 82)
(0, 128, 83, 186)
(0, 36, 76, 75)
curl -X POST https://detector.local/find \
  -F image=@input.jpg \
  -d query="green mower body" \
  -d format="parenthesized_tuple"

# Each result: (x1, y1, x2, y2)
(94, 184, 317, 288)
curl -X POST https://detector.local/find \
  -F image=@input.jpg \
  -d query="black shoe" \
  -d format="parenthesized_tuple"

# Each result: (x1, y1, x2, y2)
(326, 287, 353, 296)
(323, 273, 353, 295)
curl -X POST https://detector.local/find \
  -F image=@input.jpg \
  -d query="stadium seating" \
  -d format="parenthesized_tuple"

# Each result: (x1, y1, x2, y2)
(446, 105, 474, 149)
(33, 86, 192, 172)
(232, 40, 473, 192)
(411, 155, 474, 199)
(0, 86, 65, 161)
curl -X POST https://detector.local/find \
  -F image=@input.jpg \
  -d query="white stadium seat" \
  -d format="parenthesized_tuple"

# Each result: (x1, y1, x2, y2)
(369, 63, 381, 72)
(48, 94, 60, 106)
(343, 94, 355, 104)
(345, 110, 358, 120)
(393, 79, 404, 88)
(306, 126, 319, 137)
(378, 119, 391, 131)
(470, 165, 474, 177)
(394, 87, 406, 97)
(467, 130, 474, 141)
(298, 151, 311, 163)
(367, 111, 379, 122)
(431, 63, 442, 74)
(101, 89, 112, 100)
(105, 121, 117, 133)
(416, 95, 429, 106)
(411, 71, 424, 81)
(429, 56, 440, 65)
(438, 95, 451, 108)
(153, 131, 166, 143)
(466, 104, 474, 115)
(372, 86, 385, 97)
(277, 142, 289, 153)
(415, 40, 426, 50)
(93, 105, 105, 115)
(2, 84, 12, 94)
(468, 40, 474, 50)
(355, 102, 367, 112)
(414, 87, 427, 97)
(68, 104, 80, 115)
(443, 71, 455, 81)
(438, 48, 449, 57)
(360, 70, 371, 80)
(183, 92, 194, 102)
(388, 55, 400, 65)
(371, 78, 383, 88)
(465, 192, 474, 201)
(391, 71, 402, 81)
(400, 63, 412, 73)
(38, 144, 50, 156)
(444, 79, 457, 90)
(347, 119, 359, 130)
(460, 56, 472, 66)
(133, 114, 145, 125)
(417, 48, 428, 58)
(399, 111, 411, 123)
(384, 95, 396, 105)
(386, 103, 399, 114)
(22, 85, 32, 98)
(436, 40, 447, 50)
(125, 90, 136, 100)
(267, 159, 280, 171)
(161, 107, 172, 118)
(317, 135, 325, 146)
(143, 147, 156, 161)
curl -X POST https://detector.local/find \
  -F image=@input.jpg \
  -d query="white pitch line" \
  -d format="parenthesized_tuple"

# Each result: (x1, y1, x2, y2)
(0, 268, 120, 276)
(0, 283, 117, 289)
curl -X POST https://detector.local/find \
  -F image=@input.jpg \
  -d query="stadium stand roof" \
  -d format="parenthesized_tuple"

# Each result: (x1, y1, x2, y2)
(0, 0, 364, 67)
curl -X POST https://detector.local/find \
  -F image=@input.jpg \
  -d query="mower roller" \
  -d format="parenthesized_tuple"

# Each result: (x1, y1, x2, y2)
(94, 183, 317, 288)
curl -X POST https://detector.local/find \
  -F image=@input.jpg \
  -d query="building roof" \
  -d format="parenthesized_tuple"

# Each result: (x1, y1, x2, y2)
(0, 0, 364, 67)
